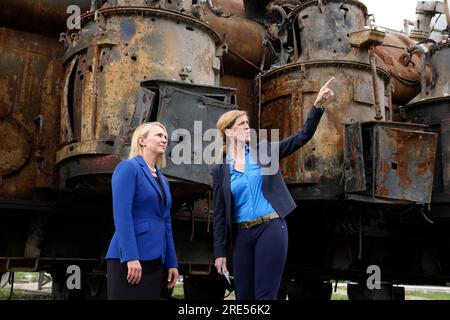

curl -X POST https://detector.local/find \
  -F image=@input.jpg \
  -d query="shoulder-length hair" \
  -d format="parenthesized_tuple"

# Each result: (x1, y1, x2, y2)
(128, 122, 168, 168)
(216, 110, 248, 156)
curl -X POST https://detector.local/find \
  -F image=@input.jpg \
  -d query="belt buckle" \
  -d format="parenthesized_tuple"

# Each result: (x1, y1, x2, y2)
(245, 219, 257, 229)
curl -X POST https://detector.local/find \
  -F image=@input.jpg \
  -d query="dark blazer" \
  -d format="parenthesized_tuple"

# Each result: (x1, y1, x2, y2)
(211, 106, 324, 258)
(106, 155, 178, 269)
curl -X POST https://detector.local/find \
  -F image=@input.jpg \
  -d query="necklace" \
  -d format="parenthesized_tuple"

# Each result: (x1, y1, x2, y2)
(147, 165, 157, 173)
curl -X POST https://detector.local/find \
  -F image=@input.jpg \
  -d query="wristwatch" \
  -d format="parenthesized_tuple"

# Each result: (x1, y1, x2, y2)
(316, 105, 325, 111)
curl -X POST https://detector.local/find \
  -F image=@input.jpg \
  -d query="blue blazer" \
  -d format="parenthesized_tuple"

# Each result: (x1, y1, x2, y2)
(106, 155, 178, 269)
(212, 106, 324, 258)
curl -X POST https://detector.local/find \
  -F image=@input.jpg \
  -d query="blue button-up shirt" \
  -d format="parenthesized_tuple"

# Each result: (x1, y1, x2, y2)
(228, 145, 276, 223)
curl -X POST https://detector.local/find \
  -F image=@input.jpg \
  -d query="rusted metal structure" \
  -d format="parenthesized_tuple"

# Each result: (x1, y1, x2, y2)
(56, 1, 224, 186)
(1, 0, 450, 300)
(255, 0, 448, 300)
(259, 0, 437, 202)
(400, 39, 450, 217)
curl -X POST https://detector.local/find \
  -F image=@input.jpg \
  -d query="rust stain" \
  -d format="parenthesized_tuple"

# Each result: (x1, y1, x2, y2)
(0, 27, 62, 197)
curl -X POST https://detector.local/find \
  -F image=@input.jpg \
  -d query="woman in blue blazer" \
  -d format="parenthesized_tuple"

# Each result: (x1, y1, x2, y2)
(106, 122, 178, 300)
(212, 78, 335, 300)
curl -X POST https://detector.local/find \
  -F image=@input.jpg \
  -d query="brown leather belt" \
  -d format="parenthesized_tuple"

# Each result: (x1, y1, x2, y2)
(238, 212, 280, 229)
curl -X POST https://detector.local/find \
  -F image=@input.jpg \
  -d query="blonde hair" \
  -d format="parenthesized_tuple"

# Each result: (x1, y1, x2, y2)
(216, 110, 248, 156)
(128, 122, 168, 168)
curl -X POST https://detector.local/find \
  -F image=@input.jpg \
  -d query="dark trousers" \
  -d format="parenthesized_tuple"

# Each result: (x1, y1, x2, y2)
(107, 259, 163, 300)
(233, 218, 288, 300)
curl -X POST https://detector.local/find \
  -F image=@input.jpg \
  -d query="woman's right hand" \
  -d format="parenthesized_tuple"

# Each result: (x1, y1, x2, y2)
(314, 77, 335, 107)
(126, 260, 142, 285)
(214, 257, 227, 276)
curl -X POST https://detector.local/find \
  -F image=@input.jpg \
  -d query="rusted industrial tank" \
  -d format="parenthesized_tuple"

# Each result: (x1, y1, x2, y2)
(56, 0, 270, 190)
(375, 32, 430, 106)
(56, 0, 223, 187)
(252, 0, 443, 300)
(258, 0, 436, 203)
(400, 38, 450, 217)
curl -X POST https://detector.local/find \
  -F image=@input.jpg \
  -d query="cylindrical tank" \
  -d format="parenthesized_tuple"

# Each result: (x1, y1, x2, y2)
(259, 0, 392, 200)
(55, 2, 226, 186)
(260, 62, 390, 198)
(401, 41, 450, 204)
(295, 0, 369, 62)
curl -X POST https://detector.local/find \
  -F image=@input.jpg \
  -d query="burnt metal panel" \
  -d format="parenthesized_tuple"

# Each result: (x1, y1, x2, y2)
(375, 126, 437, 203)
(156, 87, 236, 185)
(344, 122, 366, 193)
(400, 97, 450, 204)
(345, 121, 438, 204)
(141, 79, 236, 105)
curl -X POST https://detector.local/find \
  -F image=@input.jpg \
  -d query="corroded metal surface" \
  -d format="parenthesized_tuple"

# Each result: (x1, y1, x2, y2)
(204, 9, 267, 76)
(345, 122, 437, 203)
(0, 0, 91, 36)
(257, 0, 442, 206)
(401, 40, 450, 204)
(220, 74, 255, 117)
(57, 5, 224, 185)
(294, 0, 368, 63)
(260, 61, 390, 193)
(374, 33, 429, 106)
(0, 27, 63, 197)
(203, 0, 268, 120)
(142, 82, 236, 185)
(0, 118, 32, 176)
(374, 124, 437, 203)
(344, 122, 365, 193)
(425, 42, 450, 101)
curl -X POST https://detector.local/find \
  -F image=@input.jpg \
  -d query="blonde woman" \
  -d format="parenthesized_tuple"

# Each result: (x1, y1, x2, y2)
(106, 122, 179, 300)
(212, 78, 335, 300)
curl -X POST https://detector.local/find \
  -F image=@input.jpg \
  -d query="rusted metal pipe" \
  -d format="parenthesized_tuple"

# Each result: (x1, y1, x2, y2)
(204, 9, 268, 73)
(408, 44, 428, 98)
(369, 47, 383, 120)
(419, 50, 427, 98)
(207, 0, 224, 16)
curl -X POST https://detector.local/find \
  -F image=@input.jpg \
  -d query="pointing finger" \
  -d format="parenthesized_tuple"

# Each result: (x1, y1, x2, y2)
(323, 76, 335, 89)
